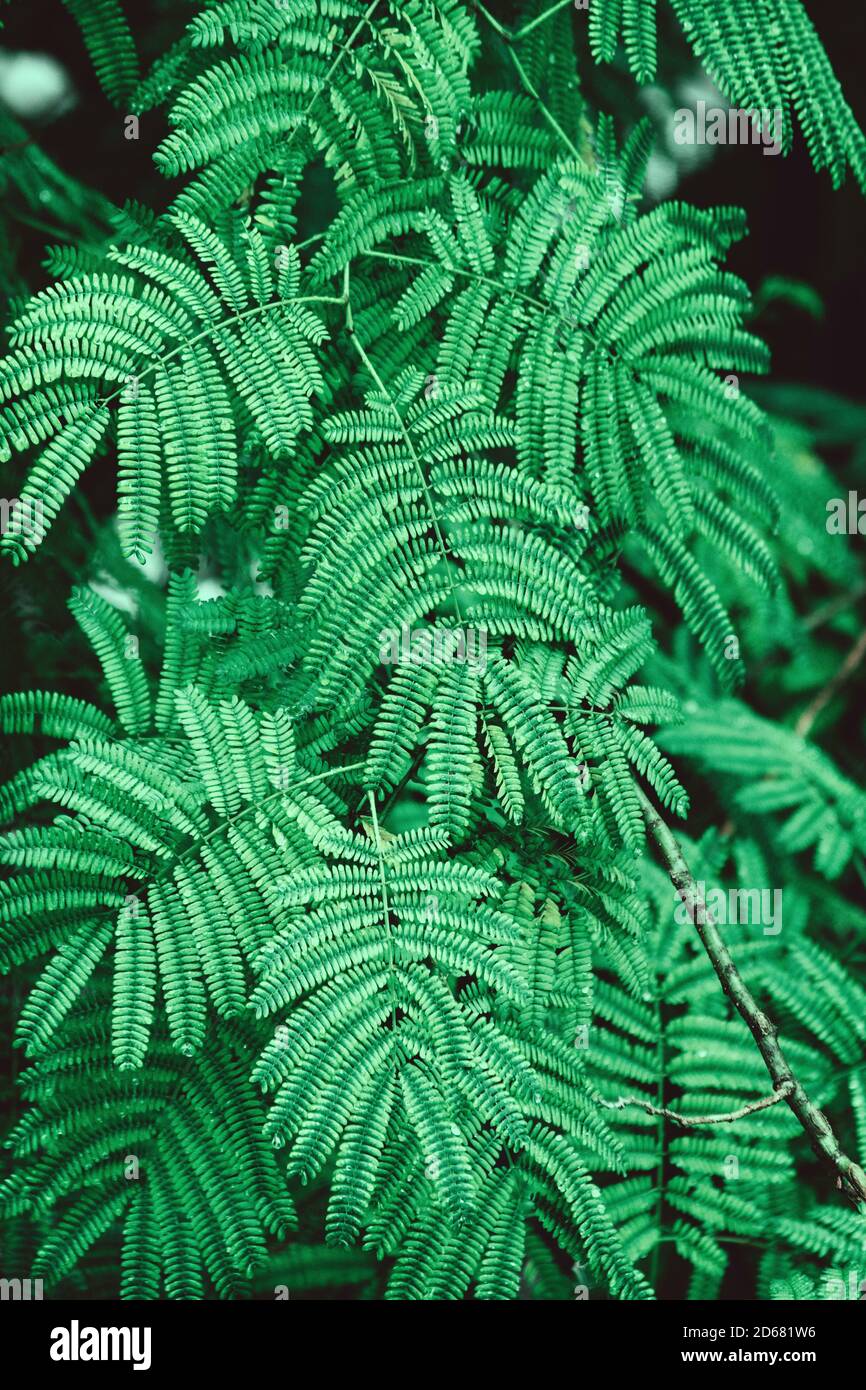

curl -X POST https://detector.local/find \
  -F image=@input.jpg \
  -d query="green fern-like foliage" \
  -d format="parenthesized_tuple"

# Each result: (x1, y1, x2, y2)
(60, 0, 139, 105)
(143, 0, 479, 205)
(0, 212, 327, 562)
(0, 0, 865, 1302)
(306, 133, 775, 689)
(588, 0, 866, 188)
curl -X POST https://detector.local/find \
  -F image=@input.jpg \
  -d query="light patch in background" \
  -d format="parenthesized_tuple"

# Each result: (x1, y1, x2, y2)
(94, 520, 272, 612)
(639, 73, 728, 202)
(0, 48, 75, 120)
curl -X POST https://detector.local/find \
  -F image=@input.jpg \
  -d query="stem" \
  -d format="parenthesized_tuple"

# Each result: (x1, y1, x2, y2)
(475, 0, 578, 44)
(268, 0, 381, 163)
(472, 2, 584, 161)
(513, 0, 576, 41)
(344, 289, 515, 871)
(795, 627, 866, 737)
(638, 786, 866, 1207)
(170, 758, 367, 866)
(346, 327, 455, 574)
(506, 47, 581, 161)
(345, 292, 507, 817)
(98, 294, 346, 411)
(472, 2, 511, 40)
(649, 991, 666, 1291)
(360, 249, 607, 359)
(601, 1080, 794, 1127)
(803, 583, 866, 633)
(367, 789, 397, 1033)
(82, 759, 368, 920)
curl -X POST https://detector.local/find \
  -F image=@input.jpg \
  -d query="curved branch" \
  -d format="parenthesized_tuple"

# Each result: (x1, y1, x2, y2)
(600, 1081, 794, 1128)
(795, 627, 866, 737)
(637, 787, 866, 1206)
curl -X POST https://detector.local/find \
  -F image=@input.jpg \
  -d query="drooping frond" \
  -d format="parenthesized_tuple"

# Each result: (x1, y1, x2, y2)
(1, 995, 295, 1298)
(61, 0, 139, 105)
(145, 0, 480, 215)
(0, 214, 327, 560)
(588, 0, 866, 188)
(308, 144, 775, 684)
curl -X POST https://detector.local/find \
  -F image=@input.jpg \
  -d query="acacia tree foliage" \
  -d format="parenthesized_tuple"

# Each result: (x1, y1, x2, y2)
(0, 0, 865, 1301)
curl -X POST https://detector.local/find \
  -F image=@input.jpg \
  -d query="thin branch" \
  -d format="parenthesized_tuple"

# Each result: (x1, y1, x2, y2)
(505, 47, 582, 161)
(472, 2, 585, 161)
(513, 0, 576, 42)
(795, 627, 866, 738)
(472, 1, 511, 41)
(803, 582, 866, 633)
(637, 786, 866, 1206)
(650, 993, 665, 1290)
(600, 1080, 794, 1128)
(367, 789, 398, 1035)
(345, 299, 503, 821)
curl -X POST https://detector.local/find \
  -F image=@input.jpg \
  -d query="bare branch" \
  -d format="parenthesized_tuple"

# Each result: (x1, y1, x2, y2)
(600, 1081, 794, 1128)
(795, 627, 866, 737)
(637, 787, 866, 1207)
